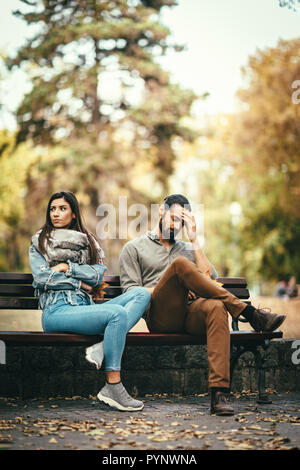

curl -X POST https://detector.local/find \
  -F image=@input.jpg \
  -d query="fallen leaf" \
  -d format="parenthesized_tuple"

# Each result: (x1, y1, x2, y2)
(86, 429, 105, 437)
(49, 437, 58, 444)
(0, 434, 13, 443)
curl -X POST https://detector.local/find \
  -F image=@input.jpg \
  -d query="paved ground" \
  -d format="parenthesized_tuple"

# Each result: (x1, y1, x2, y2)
(0, 391, 299, 452)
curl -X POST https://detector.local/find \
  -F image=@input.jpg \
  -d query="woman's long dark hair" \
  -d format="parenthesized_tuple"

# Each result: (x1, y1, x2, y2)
(38, 191, 100, 264)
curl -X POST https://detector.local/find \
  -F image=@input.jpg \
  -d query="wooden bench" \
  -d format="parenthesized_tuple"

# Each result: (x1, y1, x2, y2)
(0, 273, 283, 403)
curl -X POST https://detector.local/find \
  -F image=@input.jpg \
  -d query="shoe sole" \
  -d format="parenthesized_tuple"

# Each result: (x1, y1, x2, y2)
(211, 409, 234, 416)
(85, 346, 103, 370)
(97, 392, 144, 412)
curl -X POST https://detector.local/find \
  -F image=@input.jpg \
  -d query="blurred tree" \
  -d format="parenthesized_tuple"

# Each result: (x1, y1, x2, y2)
(169, 116, 245, 279)
(279, 0, 300, 10)
(0, 130, 42, 270)
(7, 0, 197, 195)
(228, 38, 300, 282)
(2, 0, 199, 271)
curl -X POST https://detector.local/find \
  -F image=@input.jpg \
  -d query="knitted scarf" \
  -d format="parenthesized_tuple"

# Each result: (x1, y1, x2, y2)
(31, 228, 105, 267)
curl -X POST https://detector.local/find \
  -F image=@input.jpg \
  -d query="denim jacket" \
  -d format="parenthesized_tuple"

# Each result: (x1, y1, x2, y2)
(29, 244, 107, 310)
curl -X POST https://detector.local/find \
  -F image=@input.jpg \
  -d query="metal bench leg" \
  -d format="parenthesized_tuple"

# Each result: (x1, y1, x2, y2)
(253, 342, 272, 404)
(230, 342, 272, 404)
(230, 344, 244, 390)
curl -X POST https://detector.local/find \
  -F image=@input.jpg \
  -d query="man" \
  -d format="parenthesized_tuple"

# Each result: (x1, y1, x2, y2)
(119, 194, 285, 415)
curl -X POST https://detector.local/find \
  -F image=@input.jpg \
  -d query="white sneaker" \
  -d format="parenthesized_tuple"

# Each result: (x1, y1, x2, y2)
(85, 341, 104, 370)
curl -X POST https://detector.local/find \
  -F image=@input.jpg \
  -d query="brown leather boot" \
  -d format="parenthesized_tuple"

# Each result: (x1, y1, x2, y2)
(249, 308, 285, 332)
(210, 389, 234, 416)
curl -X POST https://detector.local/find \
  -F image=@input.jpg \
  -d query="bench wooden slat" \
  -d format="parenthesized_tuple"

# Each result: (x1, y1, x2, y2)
(0, 273, 122, 285)
(0, 273, 33, 284)
(0, 287, 249, 309)
(0, 330, 283, 346)
(0, 298, 39, 309)
(223, 287, 249, 298)
(0, 285, 36, 296)
(0, 284, 122, 298)
(0, 297, 113, 309)
(216, 277, 246, 287)
(0, 285, 249, 300)
(0, 273, 247, 287)
(0, 273, 249, 310)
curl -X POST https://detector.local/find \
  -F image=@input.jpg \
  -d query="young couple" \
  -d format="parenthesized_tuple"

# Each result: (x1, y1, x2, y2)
(30, 192, 285, 415)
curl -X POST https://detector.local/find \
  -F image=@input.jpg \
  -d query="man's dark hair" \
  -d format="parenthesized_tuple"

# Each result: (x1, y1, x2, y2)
(163, 194, 191, 211)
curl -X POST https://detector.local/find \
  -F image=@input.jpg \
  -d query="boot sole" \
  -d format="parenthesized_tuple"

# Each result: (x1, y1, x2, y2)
(211, 409, 234, 416)
(97, 392, 144, 412)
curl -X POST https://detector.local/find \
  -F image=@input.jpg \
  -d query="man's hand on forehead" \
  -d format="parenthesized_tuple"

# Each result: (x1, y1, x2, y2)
(181, 209, 197, 242)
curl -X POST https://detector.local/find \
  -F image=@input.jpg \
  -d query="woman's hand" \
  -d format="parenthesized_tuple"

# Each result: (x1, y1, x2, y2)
(51, 263, 69, 273)
(81, 281, 93, 292)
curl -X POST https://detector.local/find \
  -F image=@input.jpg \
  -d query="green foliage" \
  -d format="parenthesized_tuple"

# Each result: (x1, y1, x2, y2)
(0, 131, 40, 270)
(0, 0, 199, 271)
(279, 0, 300, 10)
(169, 120, 245, 279)
(3, 0, 298, 287)
(226, 38, 300, 283)
(170, 36, 300, 287)
(7, 0, 197, 192)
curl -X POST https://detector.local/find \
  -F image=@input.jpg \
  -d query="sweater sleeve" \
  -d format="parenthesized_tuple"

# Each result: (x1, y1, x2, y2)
(119, 242, 143, 292)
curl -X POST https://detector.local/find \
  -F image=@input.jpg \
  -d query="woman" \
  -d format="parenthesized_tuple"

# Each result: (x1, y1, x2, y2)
(29, 191, 151, 411)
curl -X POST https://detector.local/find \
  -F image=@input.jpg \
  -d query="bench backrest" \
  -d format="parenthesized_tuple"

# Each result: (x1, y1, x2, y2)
(0, 273, 250, 310)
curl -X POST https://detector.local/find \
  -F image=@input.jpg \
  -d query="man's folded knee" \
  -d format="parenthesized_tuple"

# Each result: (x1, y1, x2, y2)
(172, 256, 191, 270)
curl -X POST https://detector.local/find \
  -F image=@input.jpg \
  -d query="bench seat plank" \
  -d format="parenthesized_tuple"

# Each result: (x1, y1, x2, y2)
(0, 285, 249, 300)
(0, 329, 283, 346)
(0, 273, 128, 285)
(0, 273, 250, 310)
(0, 273, 247, 286)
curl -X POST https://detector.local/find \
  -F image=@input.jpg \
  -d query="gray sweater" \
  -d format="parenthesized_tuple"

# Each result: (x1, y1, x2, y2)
(119, 231, 218, 293)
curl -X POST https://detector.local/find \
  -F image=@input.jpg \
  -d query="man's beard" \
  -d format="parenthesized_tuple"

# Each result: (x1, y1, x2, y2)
(159, 218, 177, 242)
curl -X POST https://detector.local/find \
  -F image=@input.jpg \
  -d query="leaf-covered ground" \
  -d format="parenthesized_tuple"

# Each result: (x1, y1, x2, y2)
(0, 391, 299, 451)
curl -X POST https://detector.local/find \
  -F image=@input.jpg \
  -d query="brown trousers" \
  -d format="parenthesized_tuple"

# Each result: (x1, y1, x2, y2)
(145, 256, 248, 389)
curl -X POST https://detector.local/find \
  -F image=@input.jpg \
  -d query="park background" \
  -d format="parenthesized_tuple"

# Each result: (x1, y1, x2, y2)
(0, 0, 299, 337)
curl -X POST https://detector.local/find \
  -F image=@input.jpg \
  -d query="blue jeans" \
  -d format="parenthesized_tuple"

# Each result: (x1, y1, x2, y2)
(42, 287, 151, 371)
